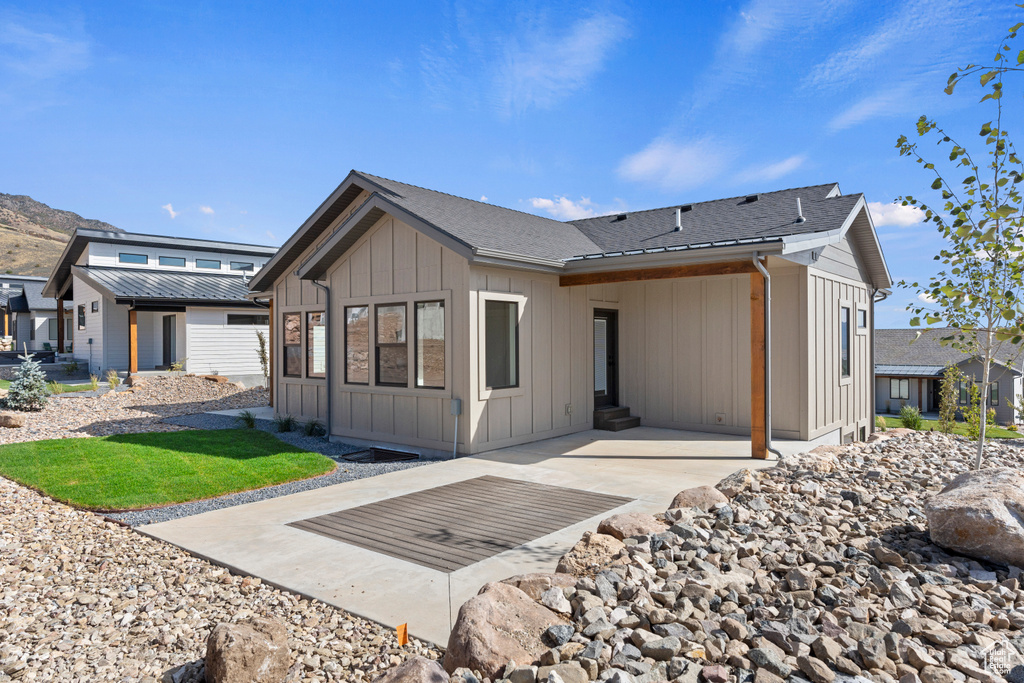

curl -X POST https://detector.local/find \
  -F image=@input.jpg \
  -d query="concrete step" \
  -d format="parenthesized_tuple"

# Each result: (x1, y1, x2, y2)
(594, 406, 639, 431)
(603, 416, 641, 432)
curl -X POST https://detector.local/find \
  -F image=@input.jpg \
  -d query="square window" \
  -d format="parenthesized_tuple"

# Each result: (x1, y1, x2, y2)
(485, 300, 518, 390)
(857, 309, 867, 329)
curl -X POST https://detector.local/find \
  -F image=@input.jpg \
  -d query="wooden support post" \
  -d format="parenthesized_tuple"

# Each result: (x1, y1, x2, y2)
(56, 298, 65, 353)
(129, 309, 138, 374)
(750, 273, 767, 459)
(268, 299, 275, 408)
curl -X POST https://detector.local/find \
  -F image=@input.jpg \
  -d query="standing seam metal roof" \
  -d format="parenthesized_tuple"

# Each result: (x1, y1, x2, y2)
(77, 266, 256, 304)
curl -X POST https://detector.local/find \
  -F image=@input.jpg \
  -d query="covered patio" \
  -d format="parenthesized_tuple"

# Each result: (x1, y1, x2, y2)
(141, 426, 813, 645)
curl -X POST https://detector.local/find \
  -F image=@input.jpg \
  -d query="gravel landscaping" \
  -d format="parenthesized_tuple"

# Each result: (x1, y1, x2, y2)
(0, 375, 267, 445)
(437, 429, 1024, 683)
(0, 474, 441, 682)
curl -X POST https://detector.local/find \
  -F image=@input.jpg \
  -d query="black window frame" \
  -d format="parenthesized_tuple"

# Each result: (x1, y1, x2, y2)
(77, 304, 86, 330)
(226, 314, 269, 326)
(375, 303, 408, 387)
(484, 299, 520, 390)
(159, 256, 186, 267)
(91, 301, 98, 313)
(889, 378, 909, 400)
(414, 300, 445, 389)
(196, 258, 221, 269)
(839, 305, 851, 379)
(230, 261, 255, 272)
(344, 305, 370, 385)
(991, 382, 1000, 406)
(29, 317, 35, 341)
(282, 312, 302, 377)
(118, 252, 148, 265)
(306, 311, 326, 379)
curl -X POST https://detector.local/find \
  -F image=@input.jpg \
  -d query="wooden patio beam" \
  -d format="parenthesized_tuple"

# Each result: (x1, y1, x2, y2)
(750, 272, 767, 460)
(129, 309, 138, 374)
(559, 260, 758, 287)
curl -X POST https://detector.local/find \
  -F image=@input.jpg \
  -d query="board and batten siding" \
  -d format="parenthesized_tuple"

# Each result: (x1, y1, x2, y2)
(805, 268, 873, 442)
(326, 214, 469, 451)
(184, 308, 267, 376)
(271, 189, 371, 422)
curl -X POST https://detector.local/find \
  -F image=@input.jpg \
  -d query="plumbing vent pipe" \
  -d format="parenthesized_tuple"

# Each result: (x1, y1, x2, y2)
(796, 198, 806, 223)
(675, 207, 682, 232)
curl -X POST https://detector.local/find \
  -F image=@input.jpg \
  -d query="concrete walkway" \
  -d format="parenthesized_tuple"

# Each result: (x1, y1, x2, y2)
(140, 427, 808, 645)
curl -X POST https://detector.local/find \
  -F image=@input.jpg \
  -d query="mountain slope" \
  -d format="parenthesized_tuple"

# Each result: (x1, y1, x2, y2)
(0, 194, 122, 276)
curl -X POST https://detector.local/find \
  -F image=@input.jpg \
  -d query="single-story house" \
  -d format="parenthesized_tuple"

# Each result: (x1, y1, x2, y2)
(0, 275, 72, 353)
(248, 171, 892, 458)
(43, 229, 278, 380)
(875, 328, 1023, 424)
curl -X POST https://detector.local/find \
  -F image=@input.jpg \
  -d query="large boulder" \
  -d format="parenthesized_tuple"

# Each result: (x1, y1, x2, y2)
(372, 656, 448, 683)
(444, 582, 564, 678)
(205, 617, 289, 683)
(670, 485, 728, 511)
(0, 412, 25, 428)
(926, 467, 1024, 567)
(597, 512, 667, 540)
(501, 573, 576, 600)
(555, 531, 625, 576)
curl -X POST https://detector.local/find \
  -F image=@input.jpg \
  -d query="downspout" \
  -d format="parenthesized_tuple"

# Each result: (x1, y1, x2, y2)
(311, 279, 332, 437)
(872, 289, 889, 430)
(752, 252, 783, 459)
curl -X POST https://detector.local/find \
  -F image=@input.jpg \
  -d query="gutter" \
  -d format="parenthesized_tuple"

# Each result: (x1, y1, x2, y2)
(310, 278, 332, 437)
(752, 252, 783, 459)
(871, 289, 889, 435)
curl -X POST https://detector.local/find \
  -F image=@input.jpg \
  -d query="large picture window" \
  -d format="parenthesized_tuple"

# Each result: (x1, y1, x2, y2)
(485, 300, 518, 390)
(283, 313, 301, 377)
(840, 306, 851, 378)
(889, 378, 909, 400)
(375, 304, 407, 386)
(345, 306, 369, 384)
(307, 312, 326, 378)
(415, 301, 445, 389)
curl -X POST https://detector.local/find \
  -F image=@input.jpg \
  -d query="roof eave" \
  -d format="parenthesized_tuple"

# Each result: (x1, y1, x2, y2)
(560, 241, 785, 274)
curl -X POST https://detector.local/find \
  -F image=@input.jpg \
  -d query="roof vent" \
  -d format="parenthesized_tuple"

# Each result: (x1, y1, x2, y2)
(614, 213, 627, 221)
(675, 207, 682, 232)
(745, 194, 760, 203)
(680, 204, 693, 212)
(795, 197, 806, 223)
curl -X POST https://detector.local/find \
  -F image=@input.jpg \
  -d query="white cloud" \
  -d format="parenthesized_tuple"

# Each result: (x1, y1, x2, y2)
(529, 196, 598, 221)
(496, 12, 628, 115)
(737, 154, 807, 184)
(480, 195, 488, 202)
(161, 203, 178, 219)
(918, 292, 936, 304)
(868, 201, 924, 228)
(618, 137, 732, 192)
(199, 205, 214, 215)
(827, 91, 906, 132)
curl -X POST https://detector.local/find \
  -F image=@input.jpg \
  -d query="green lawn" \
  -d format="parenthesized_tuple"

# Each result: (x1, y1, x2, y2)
(878, 415, 1022, 439)
(0, 429, 336, 510)
(0, 379, 94, 393)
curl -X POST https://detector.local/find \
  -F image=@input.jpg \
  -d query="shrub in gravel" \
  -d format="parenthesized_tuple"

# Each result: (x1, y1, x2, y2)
(304, 418, 326, 437)
(106, 368, 121, 389)
(89, 374, 99, 391)
(5, 352, 48, 412)
(236, 409, 257, 429)
(273, 414, 296, 432)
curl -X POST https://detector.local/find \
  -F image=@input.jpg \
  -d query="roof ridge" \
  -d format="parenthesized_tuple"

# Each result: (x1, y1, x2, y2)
(566, 183, 844, 223)
(352, 170, 585, 227)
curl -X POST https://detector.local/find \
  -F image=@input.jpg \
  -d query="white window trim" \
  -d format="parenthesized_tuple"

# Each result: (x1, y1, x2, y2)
(477, 291, 527, 401)
(838, 299, 853, 387)
(855, 303, 869, 335)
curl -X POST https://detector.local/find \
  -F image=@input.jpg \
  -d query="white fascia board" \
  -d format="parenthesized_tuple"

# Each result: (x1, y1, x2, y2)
(561, 242, 784, 274)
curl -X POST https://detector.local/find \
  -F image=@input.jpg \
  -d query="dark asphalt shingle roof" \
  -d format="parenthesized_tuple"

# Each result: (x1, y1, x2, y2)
(567, 184, 854, 256)
(355, 172, 602, 261)
(875, 328, 1024, 371)
(79, 266, 255, 304)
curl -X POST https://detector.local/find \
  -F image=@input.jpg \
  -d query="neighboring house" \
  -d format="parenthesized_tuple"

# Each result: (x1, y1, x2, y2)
(875, 328, 1023, 424)
(0, 275, 72, 353)
(249, 171, 892, 458)
(43, 229, 277, 380)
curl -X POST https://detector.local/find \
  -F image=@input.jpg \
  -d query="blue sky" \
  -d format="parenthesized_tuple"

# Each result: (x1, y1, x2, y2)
(0, 1, 1018, 328)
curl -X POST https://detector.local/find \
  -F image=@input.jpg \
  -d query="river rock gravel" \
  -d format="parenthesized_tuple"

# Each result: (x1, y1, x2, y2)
(0, 474, 440, 682)
(0, 375, 267, 445)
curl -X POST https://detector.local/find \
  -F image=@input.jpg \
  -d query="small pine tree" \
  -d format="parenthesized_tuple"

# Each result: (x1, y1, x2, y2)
(938, 365, 963, 436)
(5, 350, 49, 412)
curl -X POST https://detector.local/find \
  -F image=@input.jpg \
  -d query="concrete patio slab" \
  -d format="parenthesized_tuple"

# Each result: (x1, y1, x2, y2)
(140, 427, 808, 646)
